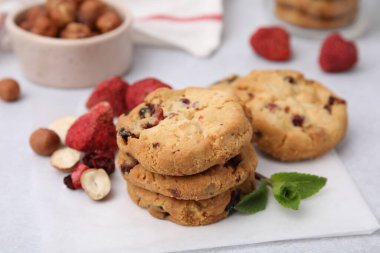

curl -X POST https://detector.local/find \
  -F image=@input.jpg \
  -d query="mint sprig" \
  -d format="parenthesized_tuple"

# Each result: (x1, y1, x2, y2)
(271, 172, 327, 199)
(234, 180, 268, 214)
(234, 172, 327, 214)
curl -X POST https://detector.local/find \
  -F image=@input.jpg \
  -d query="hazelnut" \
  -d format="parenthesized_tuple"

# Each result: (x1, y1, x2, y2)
(30, 128, 61, 156)
(80, 169, 111, 200)
(96, 11, 122, 33)
(0, 78, 20, 102)
(51, 147, 81, 173)
(19, 6, 47, 31)
(77, 0, 106, 28)
(60, 22, 92, 39)
(48, 116, 77, 143)
(30, 15, 58, 37)
(48, 0, 76, 28)
(26, 6, 47, 23)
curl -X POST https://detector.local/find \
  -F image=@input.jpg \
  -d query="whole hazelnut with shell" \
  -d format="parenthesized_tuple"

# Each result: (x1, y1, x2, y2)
(77, 0, 106, 28)
(96, 11, 122, 33)
(0, 78, 20, 102)
(60, 22, 92, 39)
(30, 128, 61, 156)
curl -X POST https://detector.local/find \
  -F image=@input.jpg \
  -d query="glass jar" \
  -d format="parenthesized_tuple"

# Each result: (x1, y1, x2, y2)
(266, 0, 369, 39)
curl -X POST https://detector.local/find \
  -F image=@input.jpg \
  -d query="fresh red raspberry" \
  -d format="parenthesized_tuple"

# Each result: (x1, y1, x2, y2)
(319, 33, 358, 73)
(63, 163, 89, 190)
(86, 76, 129, 117)
(125, 78, 171, 112)
(250, 26, 291, 61)
(66, 102, 118, 153)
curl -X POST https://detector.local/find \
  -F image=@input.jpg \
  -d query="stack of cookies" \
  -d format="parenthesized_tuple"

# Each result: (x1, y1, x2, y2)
(116, 87, 257, 226)
(275, 0, 359, 29)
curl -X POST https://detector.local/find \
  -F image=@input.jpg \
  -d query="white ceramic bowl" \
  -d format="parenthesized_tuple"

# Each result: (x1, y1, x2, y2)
(6, 0, 133, 88)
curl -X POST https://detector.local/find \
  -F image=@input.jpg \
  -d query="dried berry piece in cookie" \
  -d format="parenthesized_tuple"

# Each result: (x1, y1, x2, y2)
(82, 151, 115, 175)
(254, 130, 263, 139)
(125, 78, 172, 112)
(139, 103, 155, 119)
(168, 188, 181, 198)
(226, 155, 242, 169)
(120, 156, 138, 174)
(266, 102, 279, 111)
(324, 95, 346, 113)
(284, 76, 296, 84)
(292, 114, 304, 127)
(118, 128, 138, 144)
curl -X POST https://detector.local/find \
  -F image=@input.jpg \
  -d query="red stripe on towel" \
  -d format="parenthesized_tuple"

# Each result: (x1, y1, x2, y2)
(139, 14, 223, 22)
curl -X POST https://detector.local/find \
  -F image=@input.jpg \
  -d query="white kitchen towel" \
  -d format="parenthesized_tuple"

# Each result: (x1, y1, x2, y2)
(0, 0, 224, 57)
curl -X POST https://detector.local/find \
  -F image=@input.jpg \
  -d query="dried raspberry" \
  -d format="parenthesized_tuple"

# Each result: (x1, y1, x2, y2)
(82, 151, 115, 175)
(250, 26, 291, 61)
(64, 163, 89, 190)
(266, 103, 279, 111)
(292, 115, 304, 127)
(125, 78, 172, 111)
(86, 76, 128, 117)
(66, 102, 118, 152)
(118, 128, 138, 144)
(319, 33, 358, 73)
(142, 106, 164, 129)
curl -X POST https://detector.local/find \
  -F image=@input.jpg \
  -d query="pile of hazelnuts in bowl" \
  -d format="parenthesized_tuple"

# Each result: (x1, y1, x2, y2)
(18, 0, 123, 39)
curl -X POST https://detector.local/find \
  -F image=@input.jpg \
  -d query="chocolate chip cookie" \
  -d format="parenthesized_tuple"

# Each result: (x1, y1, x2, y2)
(233, 70, 348, 161)
(118, 144, 257, 200)
(116, 87, 252, 176)
(127, 174, 255, 226)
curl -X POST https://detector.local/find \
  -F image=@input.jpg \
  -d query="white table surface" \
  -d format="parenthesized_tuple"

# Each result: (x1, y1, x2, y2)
(1, 0, 380, 252)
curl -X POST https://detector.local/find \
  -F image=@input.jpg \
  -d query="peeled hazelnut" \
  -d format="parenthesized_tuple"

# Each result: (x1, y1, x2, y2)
(60, 22, 92, 39)
(78, 0, 106, 28)
(80, 169, 111, 200)
(96, 11, 122, 33)
(48, 116, 77, 143)
(0, 78, 20, 102)
(30, 128, 61, 156)
(48, 0, 76, 28)
(30, 15, 58, 37)
(51, 147, 81, 173)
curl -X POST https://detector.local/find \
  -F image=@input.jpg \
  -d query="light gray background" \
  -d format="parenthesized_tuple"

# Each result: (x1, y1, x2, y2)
(1, 0, 380, 252)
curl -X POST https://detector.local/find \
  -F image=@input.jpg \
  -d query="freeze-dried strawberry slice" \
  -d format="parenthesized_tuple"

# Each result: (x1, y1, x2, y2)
(125, 78, 171, 111)
(66, 102, 118, 152)
(250, 26, 291, 61)
(86, 76, 128, 117)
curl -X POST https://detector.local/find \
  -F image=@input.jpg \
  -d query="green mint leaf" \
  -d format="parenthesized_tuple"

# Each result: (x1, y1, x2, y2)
(271, 172, 327, 199)
(272, 182, 301, 210)
(234, 180, 268, 214)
